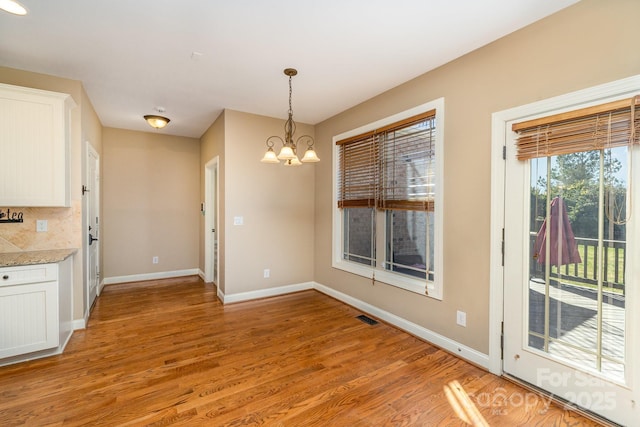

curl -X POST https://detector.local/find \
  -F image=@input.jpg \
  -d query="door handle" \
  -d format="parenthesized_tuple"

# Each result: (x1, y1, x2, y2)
(89, 233, 98, 245)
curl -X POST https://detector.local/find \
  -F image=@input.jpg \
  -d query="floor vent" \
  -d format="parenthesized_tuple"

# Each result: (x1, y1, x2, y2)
(356, 314, 378, 325)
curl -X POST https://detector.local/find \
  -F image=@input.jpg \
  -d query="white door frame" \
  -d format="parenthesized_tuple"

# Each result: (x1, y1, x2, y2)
(83, 141, 100, 321)
(204, 157, 219, 284)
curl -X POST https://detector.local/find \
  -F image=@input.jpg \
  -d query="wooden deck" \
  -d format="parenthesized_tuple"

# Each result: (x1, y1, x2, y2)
(0, 276, 601, 426)
(529, 280, 625, 381)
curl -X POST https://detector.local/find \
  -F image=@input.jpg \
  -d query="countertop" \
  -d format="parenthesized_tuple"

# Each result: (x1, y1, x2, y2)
(0, 249, 77, 267)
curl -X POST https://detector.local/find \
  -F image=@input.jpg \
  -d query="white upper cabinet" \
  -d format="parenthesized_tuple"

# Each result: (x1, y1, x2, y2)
(0, 83, 76, 207)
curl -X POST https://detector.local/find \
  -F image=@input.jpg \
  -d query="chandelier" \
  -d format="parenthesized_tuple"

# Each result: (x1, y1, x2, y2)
(260, 68, 320, 166)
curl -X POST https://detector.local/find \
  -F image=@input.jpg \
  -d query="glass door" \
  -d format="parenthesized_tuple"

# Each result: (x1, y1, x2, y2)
(503, 143, 638, 425)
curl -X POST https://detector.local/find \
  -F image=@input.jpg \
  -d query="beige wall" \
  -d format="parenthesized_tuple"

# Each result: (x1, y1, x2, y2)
(199, 111, 225, 291)
(222, 110, 315, 295)
(0, 66, 103, 321)
(314, 0, 640, 354)
(102, 128, 200, 279)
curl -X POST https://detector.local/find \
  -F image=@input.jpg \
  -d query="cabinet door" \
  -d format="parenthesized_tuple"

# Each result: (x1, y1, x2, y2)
(0, 83, 75, 207)
(0, 281, 59, 358)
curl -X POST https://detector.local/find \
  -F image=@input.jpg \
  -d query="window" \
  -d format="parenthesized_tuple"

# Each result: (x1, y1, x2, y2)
(333, 99, 444, 298)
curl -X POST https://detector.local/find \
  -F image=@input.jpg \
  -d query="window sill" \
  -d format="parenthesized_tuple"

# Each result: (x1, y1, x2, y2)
(333, 259, 441, 300)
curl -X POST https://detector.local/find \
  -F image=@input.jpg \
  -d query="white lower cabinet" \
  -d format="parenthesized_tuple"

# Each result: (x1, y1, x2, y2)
(0, 258, 72, 363)
(0, 279, 58, 358)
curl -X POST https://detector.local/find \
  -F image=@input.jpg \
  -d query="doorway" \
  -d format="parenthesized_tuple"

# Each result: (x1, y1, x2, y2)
(491, 76, 640, 426)
(204, 157, 219, 285)
(84, 142, 100, 315)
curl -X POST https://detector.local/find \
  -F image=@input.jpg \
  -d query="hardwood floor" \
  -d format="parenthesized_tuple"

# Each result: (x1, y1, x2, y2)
(0, 276, 601, 426)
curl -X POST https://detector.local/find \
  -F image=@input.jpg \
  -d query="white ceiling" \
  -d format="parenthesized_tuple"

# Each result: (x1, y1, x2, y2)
(0, 0, 579, 138)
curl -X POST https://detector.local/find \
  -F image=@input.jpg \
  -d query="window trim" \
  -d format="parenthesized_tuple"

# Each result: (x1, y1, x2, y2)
(332, 98, 444, 299)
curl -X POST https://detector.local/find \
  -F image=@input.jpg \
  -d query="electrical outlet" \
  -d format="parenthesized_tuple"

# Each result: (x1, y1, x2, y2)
(152, 256, 159, 264)
(36, 220, 48, 232)
(456, 310, 467, 327)
(263, 269, 270, 278)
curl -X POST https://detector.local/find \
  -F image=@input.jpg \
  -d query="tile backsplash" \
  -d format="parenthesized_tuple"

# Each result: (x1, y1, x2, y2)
(0, 201, 82, 252)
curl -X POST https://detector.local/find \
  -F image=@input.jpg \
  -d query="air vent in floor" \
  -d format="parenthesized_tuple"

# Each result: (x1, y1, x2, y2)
(356, 314, 378, 325)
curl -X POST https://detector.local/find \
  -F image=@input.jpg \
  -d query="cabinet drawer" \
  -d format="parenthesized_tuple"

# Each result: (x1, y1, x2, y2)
(0, 264, 58, 287)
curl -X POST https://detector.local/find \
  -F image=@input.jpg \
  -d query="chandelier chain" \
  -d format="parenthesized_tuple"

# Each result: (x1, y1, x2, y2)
(289, 75, 293, 116)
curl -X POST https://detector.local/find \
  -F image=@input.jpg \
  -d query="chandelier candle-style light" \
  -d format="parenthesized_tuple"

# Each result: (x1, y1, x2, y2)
(261, 68, 320, 166)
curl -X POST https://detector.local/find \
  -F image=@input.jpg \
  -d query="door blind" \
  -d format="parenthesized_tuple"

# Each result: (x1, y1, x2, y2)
(513, 96, 640, 160)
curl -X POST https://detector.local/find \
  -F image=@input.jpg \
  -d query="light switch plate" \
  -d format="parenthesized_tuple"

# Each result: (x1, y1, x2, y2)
(456, 310, 467, 327)
(36, 220, 48, 232)
(233, 216, 243, 226)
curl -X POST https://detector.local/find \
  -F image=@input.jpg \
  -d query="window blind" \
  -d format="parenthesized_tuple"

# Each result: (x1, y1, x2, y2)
(337, 109, 436, 211)
(337, 131, 378, 208)
(513, 96, 640, 160)
(379, 114, 436, 211)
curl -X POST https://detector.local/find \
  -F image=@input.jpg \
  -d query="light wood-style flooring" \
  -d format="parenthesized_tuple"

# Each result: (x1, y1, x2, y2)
(0, 276, 601, 426)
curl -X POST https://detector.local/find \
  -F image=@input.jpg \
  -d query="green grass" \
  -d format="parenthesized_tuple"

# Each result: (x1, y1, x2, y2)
(532, 239, 626, 294)
(547, 244, 625, 294)
(553, 244, 625, 282)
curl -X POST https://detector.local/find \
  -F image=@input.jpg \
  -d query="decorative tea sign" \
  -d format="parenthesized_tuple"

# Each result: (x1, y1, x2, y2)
(0, 209, 24, 223)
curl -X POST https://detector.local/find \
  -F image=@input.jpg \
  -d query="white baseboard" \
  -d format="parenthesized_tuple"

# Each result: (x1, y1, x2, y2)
(97, 279, 105, 296)
(60, 329, 74, 352)
(73, 317, 86, 330)
(198, 269, 206, 281)
(103, 269, 200, 285)
(220, 282, 315, 304)
(313, 282, 490, 370)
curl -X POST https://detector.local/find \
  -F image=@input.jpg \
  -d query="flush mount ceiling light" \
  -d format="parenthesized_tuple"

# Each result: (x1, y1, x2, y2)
(261, 68, 319, 166)
(144, 107, 170, 129)
(0, 0, 27, 15)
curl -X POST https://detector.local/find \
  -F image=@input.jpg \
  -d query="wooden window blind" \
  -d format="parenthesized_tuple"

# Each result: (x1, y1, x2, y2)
(337, 109, 436, 211)
(337, 132, 378, 208)
(513, 96, 640, 160)
(379, 113, 436, 211)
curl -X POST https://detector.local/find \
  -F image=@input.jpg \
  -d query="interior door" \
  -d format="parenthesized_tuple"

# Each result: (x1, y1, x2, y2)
(212, 163, 218, 284)
(503, 128, 638, 425)
(87, 145, 100, 308)
(205, 158, 219, 284)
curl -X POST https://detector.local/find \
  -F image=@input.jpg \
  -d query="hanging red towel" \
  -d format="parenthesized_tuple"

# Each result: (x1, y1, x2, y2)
(533, 196, 582, 266)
